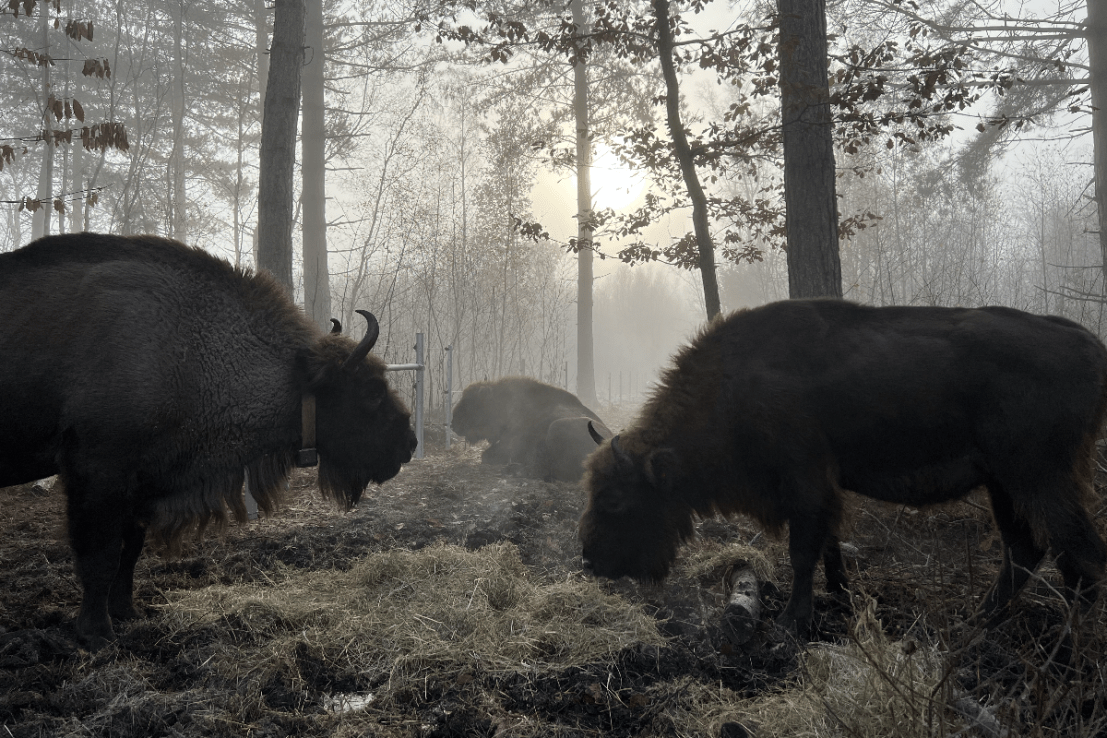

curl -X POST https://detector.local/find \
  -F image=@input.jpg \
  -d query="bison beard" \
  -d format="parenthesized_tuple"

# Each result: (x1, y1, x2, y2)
(0, 233, 418, 649)
(579, 299, 1107, 635)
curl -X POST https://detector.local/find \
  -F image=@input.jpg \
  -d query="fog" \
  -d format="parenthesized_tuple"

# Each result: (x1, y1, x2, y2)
(2, 0, 1102, 416)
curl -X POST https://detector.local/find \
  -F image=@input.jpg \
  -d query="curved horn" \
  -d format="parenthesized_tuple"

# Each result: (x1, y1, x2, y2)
(343, 310, 379, 368)
(587, 420, 605, 445)
(609, 434, 632, 468)
(329, 318, 342, 334)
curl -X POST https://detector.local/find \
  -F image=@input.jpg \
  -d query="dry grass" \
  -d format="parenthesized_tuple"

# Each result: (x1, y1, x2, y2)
(6, 433, 1107, 738)
(162, 541, 666, 685)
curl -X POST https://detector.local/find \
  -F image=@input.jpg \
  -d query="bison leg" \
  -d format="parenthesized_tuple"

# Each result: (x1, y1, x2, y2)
(778, 512, 837, 635)
(979, 486, 1046, 623)
(1039, 494, 1106, 609)
(822, 534, 849, 595)
(1053, 522, 1107, 606)
(108, 519, 146, 621)
(481, 440, 511, 465)
(67, 493, 129, 649)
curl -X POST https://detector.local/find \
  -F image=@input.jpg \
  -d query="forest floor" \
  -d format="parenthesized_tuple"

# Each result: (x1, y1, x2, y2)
(2, 402, 1107, 737)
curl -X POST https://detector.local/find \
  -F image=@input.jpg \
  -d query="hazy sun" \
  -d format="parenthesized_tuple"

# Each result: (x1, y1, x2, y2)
(589, 145, 646, 212)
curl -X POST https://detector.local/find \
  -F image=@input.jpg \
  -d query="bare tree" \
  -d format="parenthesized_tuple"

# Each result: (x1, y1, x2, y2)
(256, 0, 304, 294)
(1088, 0, 1107, 291)
(168, 0, 186, 240)
(571, 0, 598, 405)
(302, 0, 330, 328)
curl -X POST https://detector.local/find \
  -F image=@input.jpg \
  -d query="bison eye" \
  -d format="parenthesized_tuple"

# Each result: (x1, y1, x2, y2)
(595, 487, 636, 516)
(360, 377, 387, 407)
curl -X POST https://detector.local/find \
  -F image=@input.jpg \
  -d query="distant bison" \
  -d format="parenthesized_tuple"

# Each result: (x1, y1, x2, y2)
(451, 377, 611, 482)
(580, 299, 1107, 634)
(0, 233, 418, 648)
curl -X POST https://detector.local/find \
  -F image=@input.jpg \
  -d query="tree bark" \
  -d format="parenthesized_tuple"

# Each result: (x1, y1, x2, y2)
(252, 0, 269, 267)
(32, 2, 52, 240)
(653, 0, 722, 320)
(255, 0, 270, 117)
(572, 0, 598, 406)
(256, 0, 304, 295)
(302, 0, 331, 328)
(777, 0, 842, 299)
(169, 0, 187, 241)
(1087, 0, 1107, 295)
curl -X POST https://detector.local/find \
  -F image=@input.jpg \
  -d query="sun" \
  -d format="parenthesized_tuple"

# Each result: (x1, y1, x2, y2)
(589, 145, 646, 212)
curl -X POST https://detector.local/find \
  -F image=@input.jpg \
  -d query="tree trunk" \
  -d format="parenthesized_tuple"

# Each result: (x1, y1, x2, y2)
(169, 1, 187, 240)
(1088, 0, 1107, 294)
(256, 0, 304, 295)
(302, 0, 331, 328)
(572, 0, 598, 406)
(652, 0, 722, 319)
(252, 0, 270, 267)
(777, 0, 842, 299)
(32, 2, 52, 240)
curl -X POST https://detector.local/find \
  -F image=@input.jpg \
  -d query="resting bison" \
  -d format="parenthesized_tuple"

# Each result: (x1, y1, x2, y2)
(451, 377, 611, 481)
(580, 299, 1107, 634)
(0, 233, 417, 648)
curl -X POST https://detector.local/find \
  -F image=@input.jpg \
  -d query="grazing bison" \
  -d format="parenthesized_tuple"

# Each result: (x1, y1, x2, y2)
(451, 377, 611, 482)
(0, 233, 418, 648)
(580, 299, 1107, 634)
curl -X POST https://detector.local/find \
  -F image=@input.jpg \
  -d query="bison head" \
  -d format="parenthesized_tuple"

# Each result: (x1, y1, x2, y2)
(579, 433, 693, 583)
(302, 311, 417, 507)
(450, 383, 500, 443)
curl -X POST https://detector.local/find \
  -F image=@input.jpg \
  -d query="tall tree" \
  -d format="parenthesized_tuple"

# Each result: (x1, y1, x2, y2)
(168, 0, 187, 240)
(256, 0, 304, 294)
(1087, 0, 1107, 291)
(571, 0, 597, 405)
(31, 0, 52, 240)
(652, 0, 722, 319)
(778, 0, 841, 298)
(302, 0, 330, 328)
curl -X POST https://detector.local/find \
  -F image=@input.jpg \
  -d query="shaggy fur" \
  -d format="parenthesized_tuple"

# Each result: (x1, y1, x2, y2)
(0, 233, 417, 647)
(451, 377, 610, 482)
(580, 299, 1107, 634)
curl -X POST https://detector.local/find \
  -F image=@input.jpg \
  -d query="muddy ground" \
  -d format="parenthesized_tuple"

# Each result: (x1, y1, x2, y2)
(2, 403, 1106, 737)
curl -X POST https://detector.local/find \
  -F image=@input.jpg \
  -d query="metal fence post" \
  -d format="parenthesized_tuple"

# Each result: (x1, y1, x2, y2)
(444, 343, 453, 450)
(414, 332, 424, 459)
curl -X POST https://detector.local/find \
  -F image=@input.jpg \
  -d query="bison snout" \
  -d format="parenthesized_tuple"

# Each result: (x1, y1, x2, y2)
(581, 556, 594, 575)
(395, 430, 417, 464)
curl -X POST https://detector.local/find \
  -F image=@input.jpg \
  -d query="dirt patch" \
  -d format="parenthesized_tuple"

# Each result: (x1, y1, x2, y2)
(2, 405, 1107, 737)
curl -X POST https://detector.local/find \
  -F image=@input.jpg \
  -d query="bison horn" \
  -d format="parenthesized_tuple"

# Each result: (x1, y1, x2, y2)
(587, 420, 605, 445)
(329, 318, 342, 334)
(609, 434, 632, 468)
(343, 310, 380, 368)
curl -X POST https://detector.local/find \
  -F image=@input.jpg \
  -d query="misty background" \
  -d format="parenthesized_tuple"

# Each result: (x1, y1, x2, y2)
(2, 0, 1102, 417)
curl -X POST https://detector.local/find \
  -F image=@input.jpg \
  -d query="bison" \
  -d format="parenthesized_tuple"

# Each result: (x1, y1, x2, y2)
(579, 298, 1107, 635)
(451, 377, 611, 482)
(0, 233, 418, 648)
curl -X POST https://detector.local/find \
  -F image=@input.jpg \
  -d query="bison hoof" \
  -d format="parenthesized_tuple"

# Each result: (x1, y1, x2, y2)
(109, 603, 140, 621)
(774, 610, 812, 639)
(77, 628, 116, 652)
(76, 613, 117, 652)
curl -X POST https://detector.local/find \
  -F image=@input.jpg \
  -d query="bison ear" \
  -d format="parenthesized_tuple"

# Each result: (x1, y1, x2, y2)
(644, 449, 677, 492)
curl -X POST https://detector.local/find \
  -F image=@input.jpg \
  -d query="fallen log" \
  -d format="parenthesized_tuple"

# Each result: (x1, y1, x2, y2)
(721, 564, 761, 646)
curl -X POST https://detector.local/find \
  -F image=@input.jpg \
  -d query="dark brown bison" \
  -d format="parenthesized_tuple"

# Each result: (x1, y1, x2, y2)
(0, 233, 418, 648)
(580, 298, 1107, 634)
(451, 377, 611, 482)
